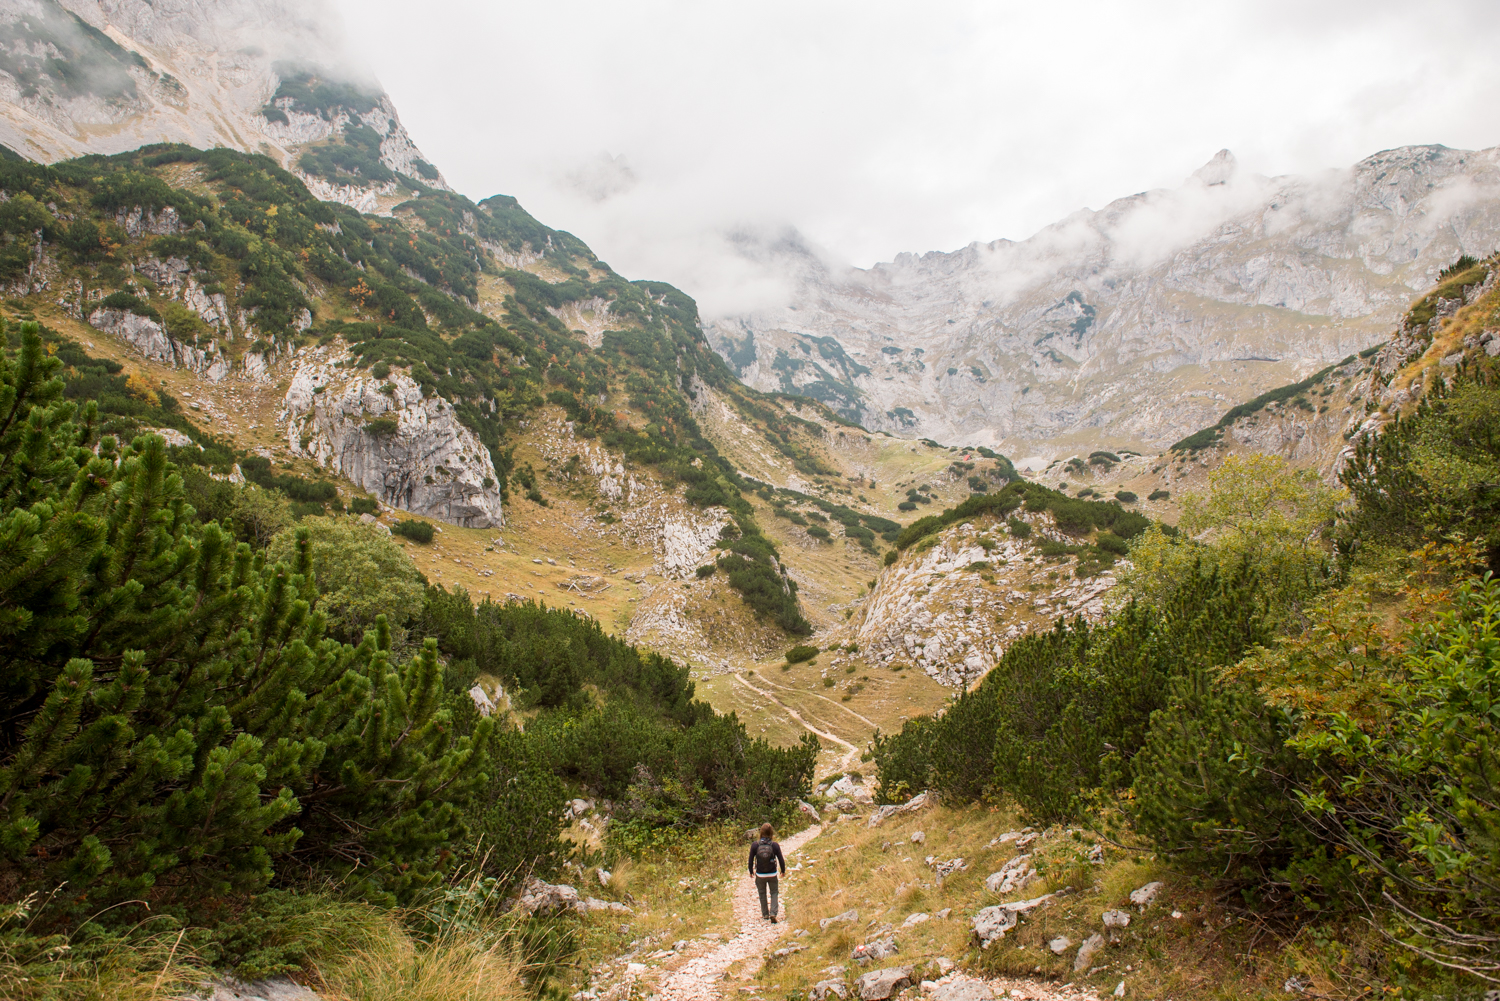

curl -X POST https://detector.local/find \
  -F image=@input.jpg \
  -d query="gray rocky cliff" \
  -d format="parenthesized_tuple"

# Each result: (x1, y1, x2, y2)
(281, 349, 505, 529)
(707, 146, 1500, 461)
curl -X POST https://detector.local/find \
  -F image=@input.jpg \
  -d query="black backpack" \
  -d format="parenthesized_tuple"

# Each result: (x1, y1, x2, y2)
(755, 840, 776, 868)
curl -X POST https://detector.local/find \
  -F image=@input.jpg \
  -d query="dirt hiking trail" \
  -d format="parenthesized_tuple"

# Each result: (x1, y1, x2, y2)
(658, 824, 824, 1001)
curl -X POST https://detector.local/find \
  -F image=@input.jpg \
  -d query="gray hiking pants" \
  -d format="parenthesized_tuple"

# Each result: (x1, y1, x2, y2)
(755, 873, 779, 918)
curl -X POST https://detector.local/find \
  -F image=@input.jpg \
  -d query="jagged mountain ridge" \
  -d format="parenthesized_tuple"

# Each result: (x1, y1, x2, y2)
(705, 147, 1500, 463)
(0, 0, 448, 211)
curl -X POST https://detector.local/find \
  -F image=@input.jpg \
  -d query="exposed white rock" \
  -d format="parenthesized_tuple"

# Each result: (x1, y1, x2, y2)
(88, 309, 232, 382)
(283, 351, 504, 528)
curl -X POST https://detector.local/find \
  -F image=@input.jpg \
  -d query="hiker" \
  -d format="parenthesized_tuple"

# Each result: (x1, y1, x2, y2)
(748, 822, 787, 922)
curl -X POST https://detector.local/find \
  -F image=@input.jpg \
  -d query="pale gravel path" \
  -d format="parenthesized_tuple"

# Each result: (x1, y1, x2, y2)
(658, 824, 825, 1001)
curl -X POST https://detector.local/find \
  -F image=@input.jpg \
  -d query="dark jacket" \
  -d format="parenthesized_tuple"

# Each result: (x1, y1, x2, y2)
(749, 837, 786, 876)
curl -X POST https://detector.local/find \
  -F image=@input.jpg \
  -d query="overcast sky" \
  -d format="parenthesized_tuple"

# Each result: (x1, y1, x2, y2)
(332, 0, 1500, 317)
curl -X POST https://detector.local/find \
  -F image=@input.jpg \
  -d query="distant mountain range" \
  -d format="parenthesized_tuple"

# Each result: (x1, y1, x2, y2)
(704, 147, 1500, 465)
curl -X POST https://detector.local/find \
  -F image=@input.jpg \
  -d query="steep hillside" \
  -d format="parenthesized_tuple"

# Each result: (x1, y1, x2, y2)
(0, 0, 447, 213)
(0, 144, 864, 669)
(707, 147, 1500, 457)
(1127, 251, 1500, 505)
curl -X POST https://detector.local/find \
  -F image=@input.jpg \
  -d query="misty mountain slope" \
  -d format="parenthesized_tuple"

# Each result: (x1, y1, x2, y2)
(0, 0, 447, 212)
(706, 146, 1500, 459)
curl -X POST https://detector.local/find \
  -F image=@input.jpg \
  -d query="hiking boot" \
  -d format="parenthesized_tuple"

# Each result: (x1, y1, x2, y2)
(769, 915, 778, 923)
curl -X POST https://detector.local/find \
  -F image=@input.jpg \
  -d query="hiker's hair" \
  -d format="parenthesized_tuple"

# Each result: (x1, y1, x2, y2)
(760, 822, 774, 838)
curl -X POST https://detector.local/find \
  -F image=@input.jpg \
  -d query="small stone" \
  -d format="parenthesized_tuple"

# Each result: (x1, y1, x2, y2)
(821, 909, 859, 930)
(1129, 881, 1163, 909)
(1103, 909, 1131, 929)
(902, 912, 929, 929)
(911, 831, 925, 844)
(935, 908, 951, 920)
(1073, 933, 1105, 972)
(626, 963, 647, 977)
(1114, 981, 1126, 997)
(1048, 935, 1072, 954)
(851, 934, 899, 962)
(810, 982, 849, 1001)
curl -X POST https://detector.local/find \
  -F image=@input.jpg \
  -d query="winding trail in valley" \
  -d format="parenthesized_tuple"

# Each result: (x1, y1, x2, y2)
(733, 673, 862, 772)
(657, 824, 824, 1001)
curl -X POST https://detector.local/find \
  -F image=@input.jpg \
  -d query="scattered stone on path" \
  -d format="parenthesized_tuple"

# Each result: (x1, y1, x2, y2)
(1129, 881, 1164, 909)
(934, 958, 955, 975)
(855, 967, 913, 1001)
(1047, 935, 1072, 955)
(929, 978, 993, 1001)
(1102, 909, 1130, 930)
(1073, 933, 1105, 972)
(902, 912, 929, 929)
(810, 982, 849, 1001)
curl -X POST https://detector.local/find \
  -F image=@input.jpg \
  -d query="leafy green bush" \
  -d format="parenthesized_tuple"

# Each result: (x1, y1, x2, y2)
(1148, 489, 1170, 501)
(695, 563, 716, 578)
(1096, 532, 1130, 555)
(349, 495, 379, 515)
(1115, 490, 1137, 503)
(806, 525, 831, 540)
(785, 645, 819, 664)
(392, 518, 434, 543)
(1007, 516, 1032, 538)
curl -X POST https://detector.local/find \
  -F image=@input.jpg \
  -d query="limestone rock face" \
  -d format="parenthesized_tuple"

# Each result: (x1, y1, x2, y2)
(87, 308, 232, 381)
(282, 350, 504, 528)
(707, 145, 1500, 455)
(0, 0, 450, 207)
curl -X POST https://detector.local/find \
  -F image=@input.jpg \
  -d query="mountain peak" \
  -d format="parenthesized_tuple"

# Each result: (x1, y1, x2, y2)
(1191, 149, 1237, 186)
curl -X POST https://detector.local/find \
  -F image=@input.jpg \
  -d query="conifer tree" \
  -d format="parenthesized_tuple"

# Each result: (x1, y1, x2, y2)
(0, 322, 495, 916)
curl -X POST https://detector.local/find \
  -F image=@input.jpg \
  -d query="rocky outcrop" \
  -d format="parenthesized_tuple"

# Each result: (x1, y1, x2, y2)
(831, 511, 1115, 688)
(708, 145, 1500, 455)
(282, 351, 505, 528)
(88, 308, 232, 381)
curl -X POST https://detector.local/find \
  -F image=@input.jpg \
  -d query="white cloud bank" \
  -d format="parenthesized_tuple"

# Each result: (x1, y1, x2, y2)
(332, 0, 1500, 318)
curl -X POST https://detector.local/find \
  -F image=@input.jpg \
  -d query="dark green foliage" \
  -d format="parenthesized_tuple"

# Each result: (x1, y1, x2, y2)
(0, 322, 503, 915)
(872, 565, 1269, 821)
(1337, 374, 1500, 573)
(1114, 491, 1137, 503)
(1148, 489, 1170, 501)
(418, 588, 815, 827)
(695, 563, 715, 578)
(894, 481, 1149, 550)
(349, 496, 379, 515)
(806, 524, 831, 540)
(392, 518, 434, 544)
(785, 645, 819, 664)
(297, 124, 394, 185)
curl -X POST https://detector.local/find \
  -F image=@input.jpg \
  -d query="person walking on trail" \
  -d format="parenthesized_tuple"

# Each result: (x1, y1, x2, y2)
(749, 822, 787, 922)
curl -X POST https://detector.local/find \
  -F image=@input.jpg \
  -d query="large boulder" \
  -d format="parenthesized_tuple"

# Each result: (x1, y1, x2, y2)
(983, 854, 1035, 894)
(810, 981, 849, 1001)
(855, 967, 912, 1001)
